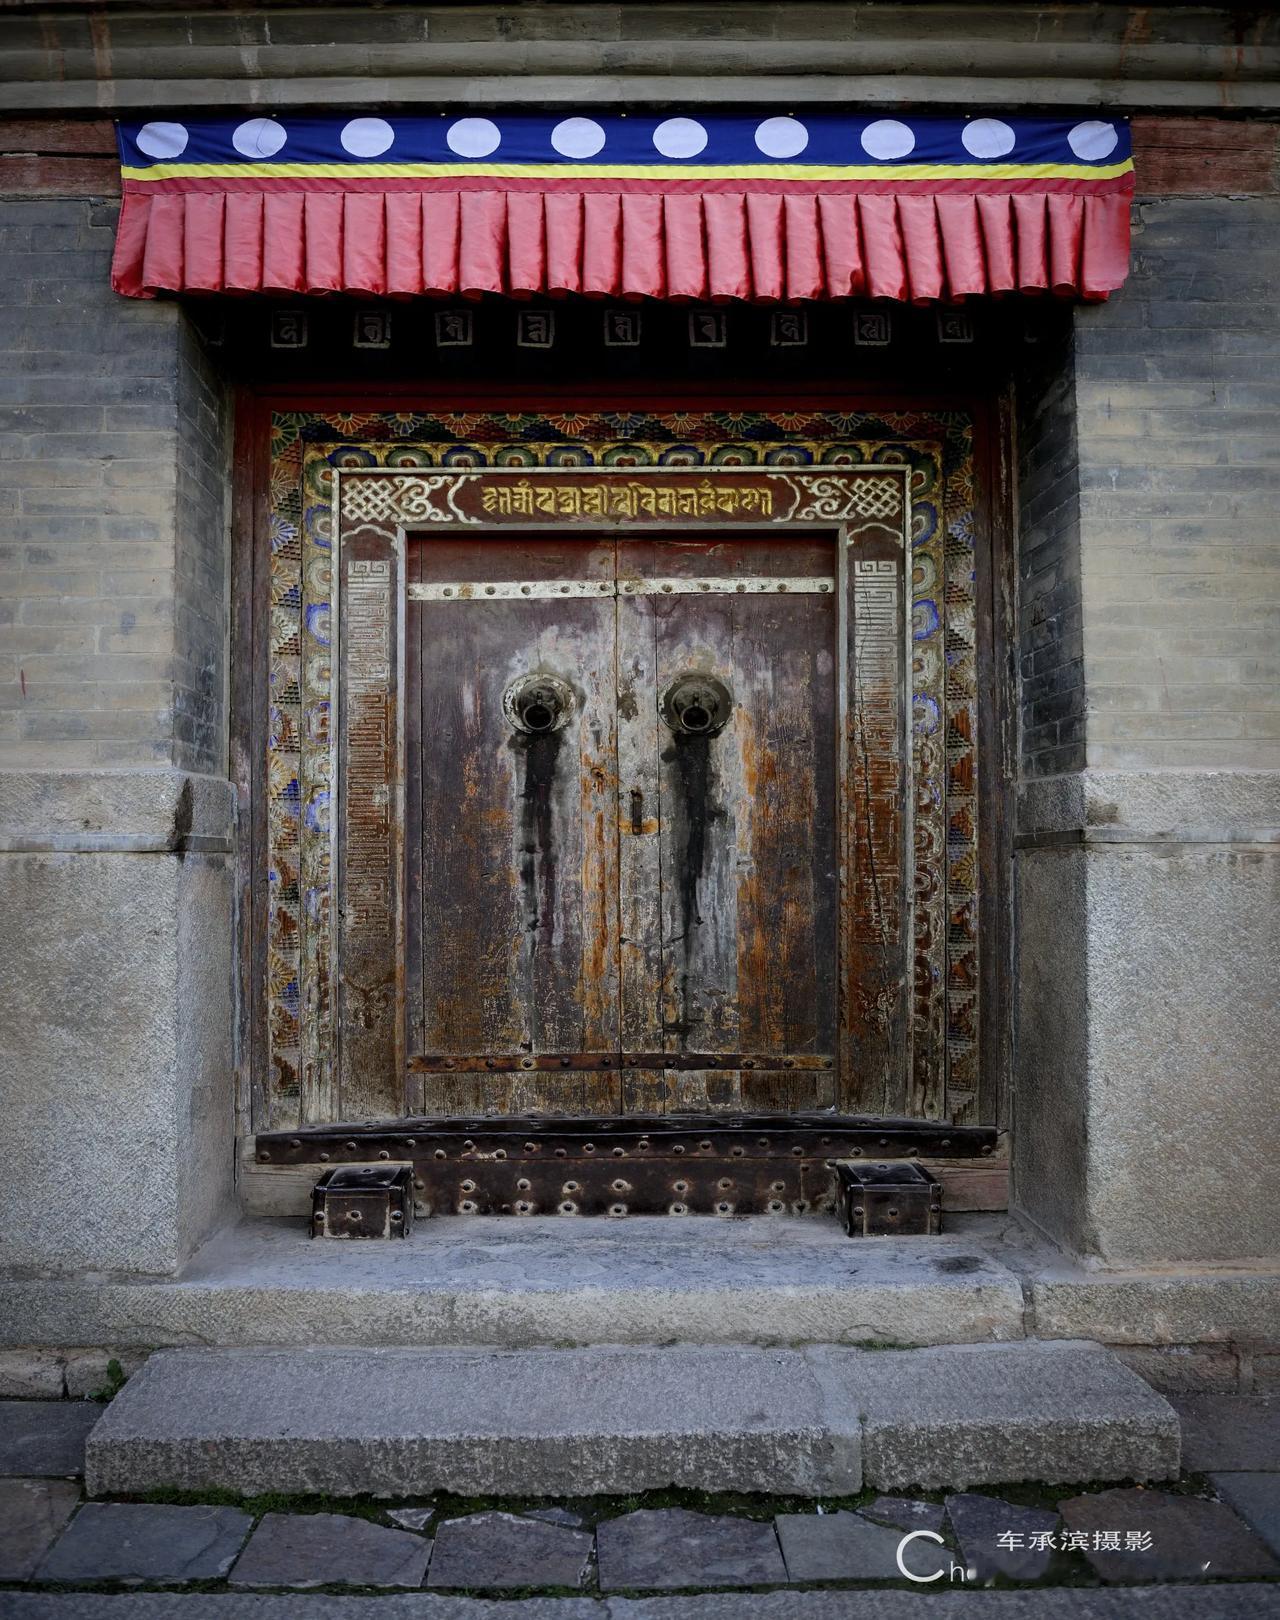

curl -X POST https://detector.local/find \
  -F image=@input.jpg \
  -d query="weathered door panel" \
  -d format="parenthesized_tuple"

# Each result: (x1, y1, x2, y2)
(404, 531, 842, 1118)
(407, 535, 621, 1115)
(616, 536, 839, 1112)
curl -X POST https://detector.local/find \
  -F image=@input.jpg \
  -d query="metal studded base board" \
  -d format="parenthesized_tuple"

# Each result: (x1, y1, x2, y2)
(256, 1114, 997, 1219)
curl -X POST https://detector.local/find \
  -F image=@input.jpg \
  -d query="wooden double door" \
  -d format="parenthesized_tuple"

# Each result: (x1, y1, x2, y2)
(406, 529, 840, 1116)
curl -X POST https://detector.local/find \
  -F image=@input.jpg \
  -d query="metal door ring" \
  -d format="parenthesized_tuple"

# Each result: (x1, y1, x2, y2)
(503, 673, 575, 734)
(660, 673, 733, 738)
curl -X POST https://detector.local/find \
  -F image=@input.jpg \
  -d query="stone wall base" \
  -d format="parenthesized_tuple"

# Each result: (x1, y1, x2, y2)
(0, 768, 237, 1277)
(1014, 768, 1280, 1267)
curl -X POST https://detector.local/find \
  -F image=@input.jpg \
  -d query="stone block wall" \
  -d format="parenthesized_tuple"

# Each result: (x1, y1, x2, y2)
(1012, 132, 1280, 1267)
(0, 772, 235, 1276)
(0, 195, 236, 1277)
(1013, 772, 1280, 1265)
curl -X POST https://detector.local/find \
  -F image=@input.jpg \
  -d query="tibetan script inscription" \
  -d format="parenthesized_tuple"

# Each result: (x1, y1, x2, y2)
(480, 477, 774, 521)
(337, 469, 904, 530)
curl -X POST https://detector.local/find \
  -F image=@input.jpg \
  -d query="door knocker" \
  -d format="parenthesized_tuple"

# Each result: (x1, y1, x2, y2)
(503, 673, 575, 734)
(660, 673, 733, 738)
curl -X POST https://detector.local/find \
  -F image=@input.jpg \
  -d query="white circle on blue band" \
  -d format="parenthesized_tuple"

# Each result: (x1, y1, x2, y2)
(232, 118, 287, 159)
(341, 117, 395, 158)
(135, 122, 189, 160)
(961, 118, 1016, 160)
(551, 117, 606, 159)
(1068, 121, 1120, 161)
(446, 118, 501, 158)
(653, 118, 708, 159)
(860, 120, 915, 161)
(754, 117, 809, 159)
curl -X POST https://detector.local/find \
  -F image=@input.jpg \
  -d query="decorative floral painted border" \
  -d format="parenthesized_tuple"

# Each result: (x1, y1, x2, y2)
(263, 408, 979, 1129)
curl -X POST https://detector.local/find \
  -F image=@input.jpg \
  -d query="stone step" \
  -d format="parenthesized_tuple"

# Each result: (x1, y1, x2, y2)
(0, 1213, 1030, 1350)
(85, 1340, 1179, 1499)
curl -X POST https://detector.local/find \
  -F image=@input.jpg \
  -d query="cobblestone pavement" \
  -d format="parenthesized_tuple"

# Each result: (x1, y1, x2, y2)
(0, 1397, 1277, 1609)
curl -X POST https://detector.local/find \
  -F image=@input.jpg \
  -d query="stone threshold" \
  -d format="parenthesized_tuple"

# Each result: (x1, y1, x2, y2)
(1, 1213, 1277, 1355)
(1, 1214, 1024, 1350)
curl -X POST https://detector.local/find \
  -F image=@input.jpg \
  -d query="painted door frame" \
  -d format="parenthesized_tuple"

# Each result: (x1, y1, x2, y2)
(231, 384, 1015, 1145)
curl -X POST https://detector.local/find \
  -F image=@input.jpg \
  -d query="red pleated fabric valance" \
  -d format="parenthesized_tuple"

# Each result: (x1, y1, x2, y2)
(111, 114, 1136, 304)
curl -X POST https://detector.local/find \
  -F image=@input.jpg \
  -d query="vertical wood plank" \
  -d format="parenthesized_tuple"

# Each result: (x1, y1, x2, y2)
(300, 446, 339, 1125)
(976, 396, 1016, 1133)
(653, 592, 740, 1063)
(404, 539, 425, 1112)
(231, 392, 271, 1136)
(910, 467, 950, 1122)
(841, 518, 910, 1115)
(731, 587, 837, 1063)
(616, 542, 665, 1072)
(411, 535, 620, 1115)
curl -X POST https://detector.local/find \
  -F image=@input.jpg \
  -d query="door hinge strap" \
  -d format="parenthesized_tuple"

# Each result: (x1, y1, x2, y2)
(407, 1052, 837, 1073)
(408, 576, 834, 602)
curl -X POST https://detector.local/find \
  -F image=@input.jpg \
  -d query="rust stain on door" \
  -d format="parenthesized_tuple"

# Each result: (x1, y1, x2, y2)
(406, 528, 857, 1118)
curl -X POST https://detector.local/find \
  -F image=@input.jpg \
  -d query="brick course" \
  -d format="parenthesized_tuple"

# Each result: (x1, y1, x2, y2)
(0, 197, 230, 770)
(1015, 327, 1086, 778)
(1072, 196, 1280, 770)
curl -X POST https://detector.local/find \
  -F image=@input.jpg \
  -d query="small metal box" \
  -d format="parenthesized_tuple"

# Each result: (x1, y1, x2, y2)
(311, 1164, 414, 1239)
(835, 1161, 942, 1237)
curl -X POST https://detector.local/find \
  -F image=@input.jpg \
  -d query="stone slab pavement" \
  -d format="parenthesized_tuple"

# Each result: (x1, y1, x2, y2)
(33, 1502, 252, 1585)
(1059, 1487, 1280, 1583)
(774, 1509, 948, 1582)
(427, 1512, 593, 1590)
(0, 1479, 80, 1581)
(1172, 1394, 1280, 1472)
(596, 1507, 786, 1591)
(0, 1399, 100, 1476)
(228, 1512, 429, 1589)
(945, 1493, 1060, 1582)
(0, 1584, 1278, 1616)
(1213, 1473, 1280, 1557)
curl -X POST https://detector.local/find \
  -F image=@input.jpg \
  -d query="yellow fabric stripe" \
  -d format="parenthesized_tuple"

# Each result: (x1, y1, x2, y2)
(121, 158, 1135, 185)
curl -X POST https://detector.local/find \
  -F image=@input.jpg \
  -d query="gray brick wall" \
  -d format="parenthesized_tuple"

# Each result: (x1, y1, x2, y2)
(0, 197, 230, 771)
(1072, 197, 1280, 770)
(1015, 326, 1086, 778)
(173, 319, 231, 774)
